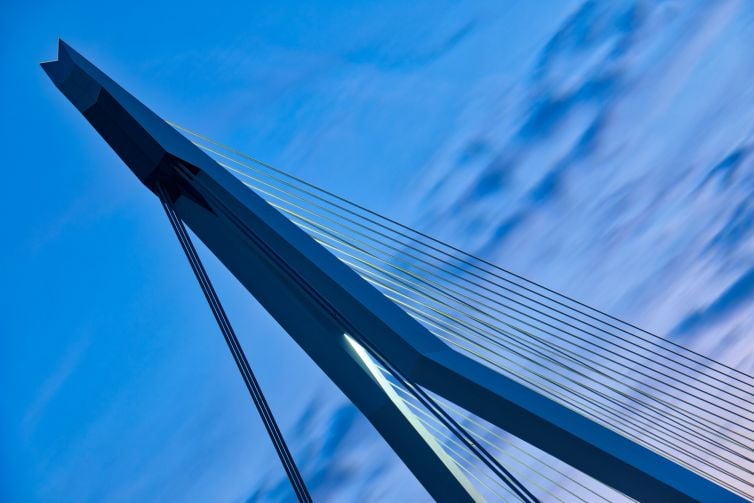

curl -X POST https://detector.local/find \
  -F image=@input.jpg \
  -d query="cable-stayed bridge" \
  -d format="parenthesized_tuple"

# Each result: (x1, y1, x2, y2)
(42, 40, 754, 502)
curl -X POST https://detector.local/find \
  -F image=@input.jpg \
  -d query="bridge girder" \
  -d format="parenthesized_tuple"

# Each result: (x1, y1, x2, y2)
(42, 40, 743, 502)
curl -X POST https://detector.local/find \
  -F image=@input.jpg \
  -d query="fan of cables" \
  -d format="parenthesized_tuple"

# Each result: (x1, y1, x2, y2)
(171, 122, 754, 502)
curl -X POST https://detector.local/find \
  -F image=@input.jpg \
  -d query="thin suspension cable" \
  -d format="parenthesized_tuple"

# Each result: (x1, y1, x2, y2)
(377, 364, 606, 503)
(375, 366, 533, 501)
(411, 418, 519, 502)
(389, 299, 750, 495)
(300, 236, 624, 496)
(244, 172, 754, 408)
(214, 153, 754, 406)
(372, 280, 750, 478)
(357, 288, 745, 497)
(275, 198, 754, 439)
(349, 253, 754, 479)
(302, 218, 748, 492)
(231, 175, 752, 466)
(400, 397, 558, 502)
(213, 156, 752, 420)
(157, 184, 313, 503)
(167, 125, 754, 498)
(161, 192, 311, 499)
(170, 122, 753, 387)
(234, 172, 752, 448)
(340, 250, 754, 467)
(350, 332, 539, 503)
(167, 163, 538, 502)
(306, 228, 754, 448)
(433, 396, 626, 503)
(188, 142, 752, 492)
(330, 244, 754, 453)
(263, 189, 754, 410)
(390, 379, 596, 503)
(364, 281, 754, 493)
(192, 141, 754, 406)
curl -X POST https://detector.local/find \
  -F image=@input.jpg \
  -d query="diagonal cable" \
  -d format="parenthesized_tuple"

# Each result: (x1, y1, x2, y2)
(157, 183, 313, 503)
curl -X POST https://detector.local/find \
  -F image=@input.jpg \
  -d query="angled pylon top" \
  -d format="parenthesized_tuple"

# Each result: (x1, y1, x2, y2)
(42, 39, 212, 189)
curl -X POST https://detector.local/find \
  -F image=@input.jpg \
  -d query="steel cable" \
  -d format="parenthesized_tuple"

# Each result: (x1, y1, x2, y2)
(158, 184, 313, 503)
(167, 124, 754, 499)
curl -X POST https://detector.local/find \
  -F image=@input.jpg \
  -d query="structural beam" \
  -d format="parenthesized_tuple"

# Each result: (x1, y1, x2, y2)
(42, 40, 744, 502)
(41, 40, 478, 502)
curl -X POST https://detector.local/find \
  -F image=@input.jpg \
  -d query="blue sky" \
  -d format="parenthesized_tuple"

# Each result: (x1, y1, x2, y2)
(2, 1, 578, 500)
(4, 0, 754, 501)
